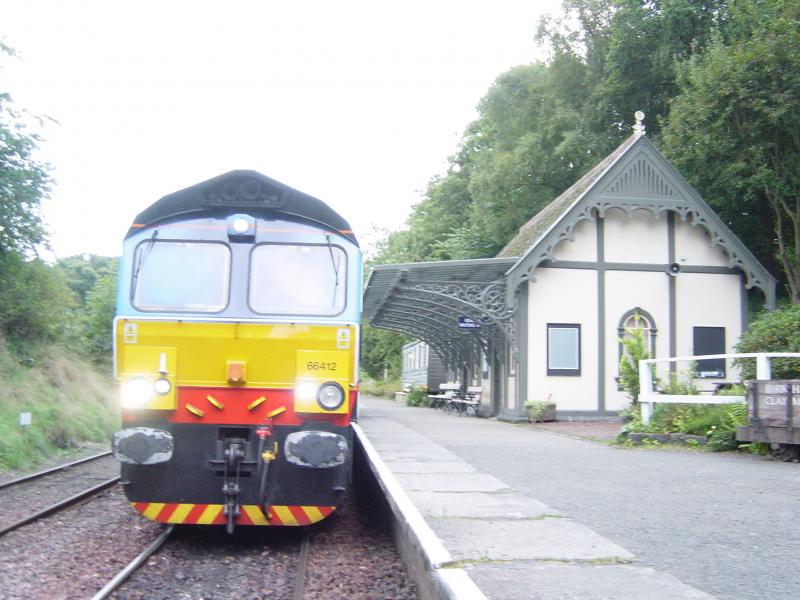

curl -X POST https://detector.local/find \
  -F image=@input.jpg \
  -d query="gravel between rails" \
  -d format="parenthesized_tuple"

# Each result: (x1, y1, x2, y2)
(0, 454, 120, 532)
(0, 486, 163, 600)
(112, 524, 302, 599)
(112, 491, 418, 600)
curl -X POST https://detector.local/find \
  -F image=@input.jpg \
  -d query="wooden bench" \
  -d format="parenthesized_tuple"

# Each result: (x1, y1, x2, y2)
(429, 383, 460, 410)
(448, 386, 482, 416)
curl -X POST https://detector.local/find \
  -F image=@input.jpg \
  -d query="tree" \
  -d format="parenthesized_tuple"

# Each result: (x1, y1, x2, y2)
(660, 0, 800, 301)
(0, 253, 79, 343)
(0, 45, 51, 257)
(55, 255, 118, 304)
(359, 321, 406, 380)
(84, 268, 118, 364)
(603, 1, 725, 133)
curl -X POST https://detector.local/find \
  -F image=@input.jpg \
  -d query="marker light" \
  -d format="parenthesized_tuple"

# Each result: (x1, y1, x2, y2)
(154, 378, 171, 395)
(317, 382, 345, 411)
(232, 217, 250, 234)
(121, 378, 154, 409)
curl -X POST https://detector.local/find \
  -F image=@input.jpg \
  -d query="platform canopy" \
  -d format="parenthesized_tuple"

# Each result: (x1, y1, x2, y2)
(363, 257, 519, 371)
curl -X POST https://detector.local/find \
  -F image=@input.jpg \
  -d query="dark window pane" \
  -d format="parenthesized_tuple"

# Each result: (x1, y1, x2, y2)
(693, 327, 725, 377)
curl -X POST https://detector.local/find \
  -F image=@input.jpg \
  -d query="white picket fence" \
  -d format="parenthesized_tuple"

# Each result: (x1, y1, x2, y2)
(638, 353, 800, 424)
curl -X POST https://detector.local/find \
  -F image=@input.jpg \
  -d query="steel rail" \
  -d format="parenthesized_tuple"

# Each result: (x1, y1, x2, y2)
(0, 476, 120, 538)
(0, 450, 113, 491)
(293, 530, 312, 600)
(90, 525, 174, 600)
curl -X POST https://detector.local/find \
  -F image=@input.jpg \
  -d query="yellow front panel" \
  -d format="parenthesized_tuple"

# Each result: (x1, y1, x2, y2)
(294, 350, 350, 414)
(119, 345, 177, 409)
(115, 320, 356, 413)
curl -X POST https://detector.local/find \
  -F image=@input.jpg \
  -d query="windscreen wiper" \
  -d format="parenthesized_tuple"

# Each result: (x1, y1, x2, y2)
(324, 234, 341, 306)
(131, 228, 159, 290)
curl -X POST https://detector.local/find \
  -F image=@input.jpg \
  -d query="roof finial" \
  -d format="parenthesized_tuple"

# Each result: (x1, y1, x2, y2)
(633, 111, 646, 136)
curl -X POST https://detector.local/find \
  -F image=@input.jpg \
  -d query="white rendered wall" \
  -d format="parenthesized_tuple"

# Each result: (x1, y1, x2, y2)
(604, 208, 668, 264)
(604, 271, 671, 412)
(674, 218, 729, 267)
(675, 272, 742, 382)
(528, 271, 598, 411)
(552, 219, 596, 262)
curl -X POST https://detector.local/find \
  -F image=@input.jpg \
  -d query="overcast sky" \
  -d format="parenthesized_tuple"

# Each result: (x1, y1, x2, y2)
(3, 0, 561, 258)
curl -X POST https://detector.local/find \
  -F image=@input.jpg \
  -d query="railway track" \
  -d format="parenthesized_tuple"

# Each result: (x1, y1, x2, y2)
(91, 526, 314, 600)
(0, 451, 120, 538)
(293, 531, 312, 600)
(91, 525, 175, 600)
(0, 475, 120, 537)
(0, 457, 415, 599)
(0, 450, 112, 491)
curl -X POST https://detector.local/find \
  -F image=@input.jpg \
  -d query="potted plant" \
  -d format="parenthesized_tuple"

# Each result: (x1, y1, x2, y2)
(525, 394, 556, 422)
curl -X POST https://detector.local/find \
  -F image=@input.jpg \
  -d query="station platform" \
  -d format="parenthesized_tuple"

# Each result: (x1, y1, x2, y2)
(355, 397, 714, 600)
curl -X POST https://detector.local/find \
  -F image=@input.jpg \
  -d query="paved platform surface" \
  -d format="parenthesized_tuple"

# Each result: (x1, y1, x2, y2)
(359, 397, 800, 600)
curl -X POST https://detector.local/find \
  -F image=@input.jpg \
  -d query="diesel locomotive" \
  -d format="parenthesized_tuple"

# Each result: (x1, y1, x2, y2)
(111, 170, 361, 533)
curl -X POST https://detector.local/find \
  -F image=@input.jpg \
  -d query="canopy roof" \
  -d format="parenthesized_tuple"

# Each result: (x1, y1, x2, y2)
(364, 258, 518, 369)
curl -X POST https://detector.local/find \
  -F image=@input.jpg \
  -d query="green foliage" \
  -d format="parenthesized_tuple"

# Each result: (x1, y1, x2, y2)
(405, 385, 429, 407)
(620, 402, 748, 452)
(0, 336, 117, 470)
(84, 268, 118, 366)
(0, 94, 51, 257)
(359, 320, 406, 381)
(659, 370, 699, 395)
(0, 253, 81, 345)
(705, 402, 748, 452)
(524, 399, 555, 422)
(660, 0, 800, 301)
(359, 376, 402, 398)
(618, 326, 649, 403)
(734, 303, 800, 379)
(55, 255, 118, 304)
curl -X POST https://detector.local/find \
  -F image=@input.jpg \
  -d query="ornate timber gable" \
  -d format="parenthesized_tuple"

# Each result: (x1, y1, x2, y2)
(503, 133, 777, 308)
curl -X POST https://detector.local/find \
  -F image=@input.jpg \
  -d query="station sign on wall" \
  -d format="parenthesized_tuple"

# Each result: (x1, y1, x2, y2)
(458, 315, 480, 329)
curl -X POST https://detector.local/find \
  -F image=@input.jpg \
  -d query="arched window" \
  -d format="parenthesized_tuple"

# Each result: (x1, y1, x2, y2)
(617, 308, 657, 384)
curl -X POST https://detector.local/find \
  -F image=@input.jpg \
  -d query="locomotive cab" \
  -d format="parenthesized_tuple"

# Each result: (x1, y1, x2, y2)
(111, 171, 361, 532)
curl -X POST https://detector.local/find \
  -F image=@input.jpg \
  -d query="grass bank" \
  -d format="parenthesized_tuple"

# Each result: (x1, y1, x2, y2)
(0, 336, 118, 470)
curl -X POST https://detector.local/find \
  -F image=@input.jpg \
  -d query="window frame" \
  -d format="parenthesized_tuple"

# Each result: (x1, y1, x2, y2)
(617, 308, 657, 389)
(247, 241, 348, 317)
(130, 239, 232, 314)
(547, 323, 581, 376)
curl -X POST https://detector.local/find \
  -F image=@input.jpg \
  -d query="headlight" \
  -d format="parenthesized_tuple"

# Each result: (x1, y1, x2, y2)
(154, 378, 171, 395)
(295, 380, 318, 403)
(317, 382, 345, 411)
(121, 378, 154, 408)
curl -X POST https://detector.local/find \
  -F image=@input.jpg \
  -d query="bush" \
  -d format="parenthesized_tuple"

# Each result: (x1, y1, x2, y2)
(619, 402, 749, 452)
(735, 304, 800, 380)
(405, 385, 428, 407)
(618, 327, 650, 403)
(359, 376, 402, 398)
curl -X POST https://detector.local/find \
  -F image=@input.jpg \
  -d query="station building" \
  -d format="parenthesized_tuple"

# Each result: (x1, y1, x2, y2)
(363, 127, 776, 420)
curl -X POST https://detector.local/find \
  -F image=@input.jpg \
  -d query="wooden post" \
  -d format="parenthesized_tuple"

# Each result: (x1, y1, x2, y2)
(756, 354, 771, 380)
(639, 359, 653, 425)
